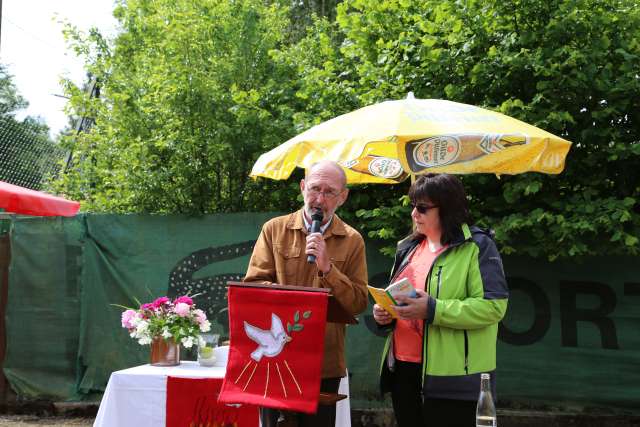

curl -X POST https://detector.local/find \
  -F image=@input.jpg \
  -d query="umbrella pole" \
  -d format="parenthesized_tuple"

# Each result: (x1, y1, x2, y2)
(410, 174, 417, 232)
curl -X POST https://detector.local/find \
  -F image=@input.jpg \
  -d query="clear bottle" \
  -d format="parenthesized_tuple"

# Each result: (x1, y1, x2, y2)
(476, 373, 497, 427)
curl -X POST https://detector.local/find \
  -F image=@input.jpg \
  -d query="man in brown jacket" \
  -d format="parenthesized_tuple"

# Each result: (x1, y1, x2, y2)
(244, 160, 368, 427)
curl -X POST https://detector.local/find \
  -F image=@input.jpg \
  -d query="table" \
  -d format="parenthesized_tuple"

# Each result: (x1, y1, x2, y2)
(94, 362, 351, 427)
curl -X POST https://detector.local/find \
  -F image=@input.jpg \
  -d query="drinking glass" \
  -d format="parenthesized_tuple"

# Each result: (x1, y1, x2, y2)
(197, 333, 219, 367)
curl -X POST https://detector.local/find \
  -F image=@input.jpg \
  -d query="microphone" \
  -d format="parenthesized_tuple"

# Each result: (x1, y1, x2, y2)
(307, 209, 324, 264)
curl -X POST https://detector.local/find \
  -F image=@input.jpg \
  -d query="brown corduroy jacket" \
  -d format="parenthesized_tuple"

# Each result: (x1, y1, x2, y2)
(244, 209, 369, 378)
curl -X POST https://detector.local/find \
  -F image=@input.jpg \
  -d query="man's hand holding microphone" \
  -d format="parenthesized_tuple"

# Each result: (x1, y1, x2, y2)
(306, 209, 331, 274)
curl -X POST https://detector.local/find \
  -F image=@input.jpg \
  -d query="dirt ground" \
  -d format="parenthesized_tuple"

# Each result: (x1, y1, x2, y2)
(2, 412, 640, 427)
(0, 416, 93, 426)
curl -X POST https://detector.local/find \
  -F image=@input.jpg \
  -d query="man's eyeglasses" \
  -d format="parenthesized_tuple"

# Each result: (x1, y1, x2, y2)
(307, 186, 344, 200)
(411, 203, 438, 214)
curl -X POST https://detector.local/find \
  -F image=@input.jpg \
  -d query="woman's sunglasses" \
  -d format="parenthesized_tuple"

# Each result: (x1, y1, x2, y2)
(410, 203, 438, 214)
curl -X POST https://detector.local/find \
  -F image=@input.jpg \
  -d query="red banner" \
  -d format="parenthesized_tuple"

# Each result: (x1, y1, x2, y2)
(218, 286, 328, 414)
(166, 376, 258, 427)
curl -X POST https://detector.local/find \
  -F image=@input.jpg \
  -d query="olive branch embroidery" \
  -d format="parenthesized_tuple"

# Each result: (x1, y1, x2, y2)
(287, 310, 311, 334)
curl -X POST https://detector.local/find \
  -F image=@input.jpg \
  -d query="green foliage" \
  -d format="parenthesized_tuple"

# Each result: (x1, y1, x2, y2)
(272, 16, 412, 228)
(56, 0, 300, 213)
(55, 0, 640, 260)
(355, 195, 413, 256)
(269, 0, 345, 42)
(0, 65, 27, 114)
(286, 0, 640, 260)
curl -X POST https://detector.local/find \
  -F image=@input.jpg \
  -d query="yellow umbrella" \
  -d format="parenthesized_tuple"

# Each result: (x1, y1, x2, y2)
(250, 94, 572, 184)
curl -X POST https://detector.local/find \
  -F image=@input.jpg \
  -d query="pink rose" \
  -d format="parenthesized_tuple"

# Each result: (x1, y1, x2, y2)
(140, 303, 154, 311)
(174, 296, 193, 306)
(193, 309, 207, 324)
(174, 302, 191, 317)
(152, 297, 170, 308)
(121, 309, 137, 329)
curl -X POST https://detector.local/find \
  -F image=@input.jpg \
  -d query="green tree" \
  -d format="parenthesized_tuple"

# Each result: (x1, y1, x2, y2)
(276, 0, 640, 260)
(57, 0, 301, 213)
(0, 65, 27, 115)
(269, 17, 411, 231)
(272, 0, 344, 42)
(56, 0, 640, 259)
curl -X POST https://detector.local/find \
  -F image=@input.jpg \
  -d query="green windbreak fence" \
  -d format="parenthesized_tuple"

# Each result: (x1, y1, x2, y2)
(3, 214, 639, 411)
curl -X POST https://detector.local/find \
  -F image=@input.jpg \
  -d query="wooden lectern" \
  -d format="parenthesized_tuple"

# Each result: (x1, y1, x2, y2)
(226, 281, 353, 426)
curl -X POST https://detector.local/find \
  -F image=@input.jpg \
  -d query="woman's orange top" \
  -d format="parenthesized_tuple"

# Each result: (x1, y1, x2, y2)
(393, 238, 445, 363)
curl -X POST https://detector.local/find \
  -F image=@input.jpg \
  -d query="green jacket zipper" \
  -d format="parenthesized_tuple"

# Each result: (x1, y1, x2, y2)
(463, 330, 469, 374)
(435, 266, 443, 298)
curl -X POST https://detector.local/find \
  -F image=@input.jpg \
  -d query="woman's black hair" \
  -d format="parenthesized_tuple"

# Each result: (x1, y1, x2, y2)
(408, 173, 470, 245)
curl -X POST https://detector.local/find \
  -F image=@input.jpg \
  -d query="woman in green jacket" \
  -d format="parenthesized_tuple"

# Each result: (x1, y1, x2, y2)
(372, 174, 508, 427)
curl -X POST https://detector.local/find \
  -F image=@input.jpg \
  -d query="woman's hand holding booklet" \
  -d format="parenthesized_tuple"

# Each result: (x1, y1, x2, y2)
(367, 278, 417, 319)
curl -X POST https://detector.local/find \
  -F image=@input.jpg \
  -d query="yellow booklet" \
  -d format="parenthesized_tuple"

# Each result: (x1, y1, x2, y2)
(367, 278, 416, 319)
(367, 285, 399, 318)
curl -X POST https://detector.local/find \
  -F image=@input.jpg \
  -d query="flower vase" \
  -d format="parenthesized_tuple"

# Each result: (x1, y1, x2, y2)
(150, 337, 180, 366)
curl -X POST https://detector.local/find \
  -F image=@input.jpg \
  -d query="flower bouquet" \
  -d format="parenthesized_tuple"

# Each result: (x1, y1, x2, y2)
(119, 295, 211, 366)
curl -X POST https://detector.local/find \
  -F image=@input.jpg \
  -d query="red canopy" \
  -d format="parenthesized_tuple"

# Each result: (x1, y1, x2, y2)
(0, 180, 80, 217)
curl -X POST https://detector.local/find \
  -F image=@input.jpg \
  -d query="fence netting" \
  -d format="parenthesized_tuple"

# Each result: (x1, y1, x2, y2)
(0, 117, 67, 190)
(3, 214, 639, 411)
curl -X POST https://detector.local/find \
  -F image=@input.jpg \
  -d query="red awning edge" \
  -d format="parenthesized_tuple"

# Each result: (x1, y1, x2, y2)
(0, 180, 80, 217)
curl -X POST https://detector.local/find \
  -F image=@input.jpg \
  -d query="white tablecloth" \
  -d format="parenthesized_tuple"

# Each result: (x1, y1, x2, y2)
(94, 361, 351, 427)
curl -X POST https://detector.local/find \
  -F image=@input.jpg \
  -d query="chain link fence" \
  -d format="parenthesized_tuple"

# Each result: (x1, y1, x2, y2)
(0, 117, 68, 190)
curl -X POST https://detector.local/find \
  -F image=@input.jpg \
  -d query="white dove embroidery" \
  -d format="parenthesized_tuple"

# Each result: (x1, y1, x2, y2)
(244, 313, 292, 362)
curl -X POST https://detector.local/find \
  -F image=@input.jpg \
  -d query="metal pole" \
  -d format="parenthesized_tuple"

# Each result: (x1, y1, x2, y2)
(0, 0, 3, 52)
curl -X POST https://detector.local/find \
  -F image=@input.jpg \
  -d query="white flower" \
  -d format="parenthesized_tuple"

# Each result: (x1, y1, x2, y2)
(161, 327, 172, 339)
(135, 320, 149, 336)
(129, 314, 143, 328)
(138, 336, 152, 345)
(181, 336, 195, 348)
(199, 320, 211, 332)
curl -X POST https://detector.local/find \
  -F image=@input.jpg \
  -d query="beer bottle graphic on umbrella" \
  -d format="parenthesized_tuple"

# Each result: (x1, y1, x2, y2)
(405, 133, 529, 172)
(342, 155, 408, 182)
(341, 133, 528, 180)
